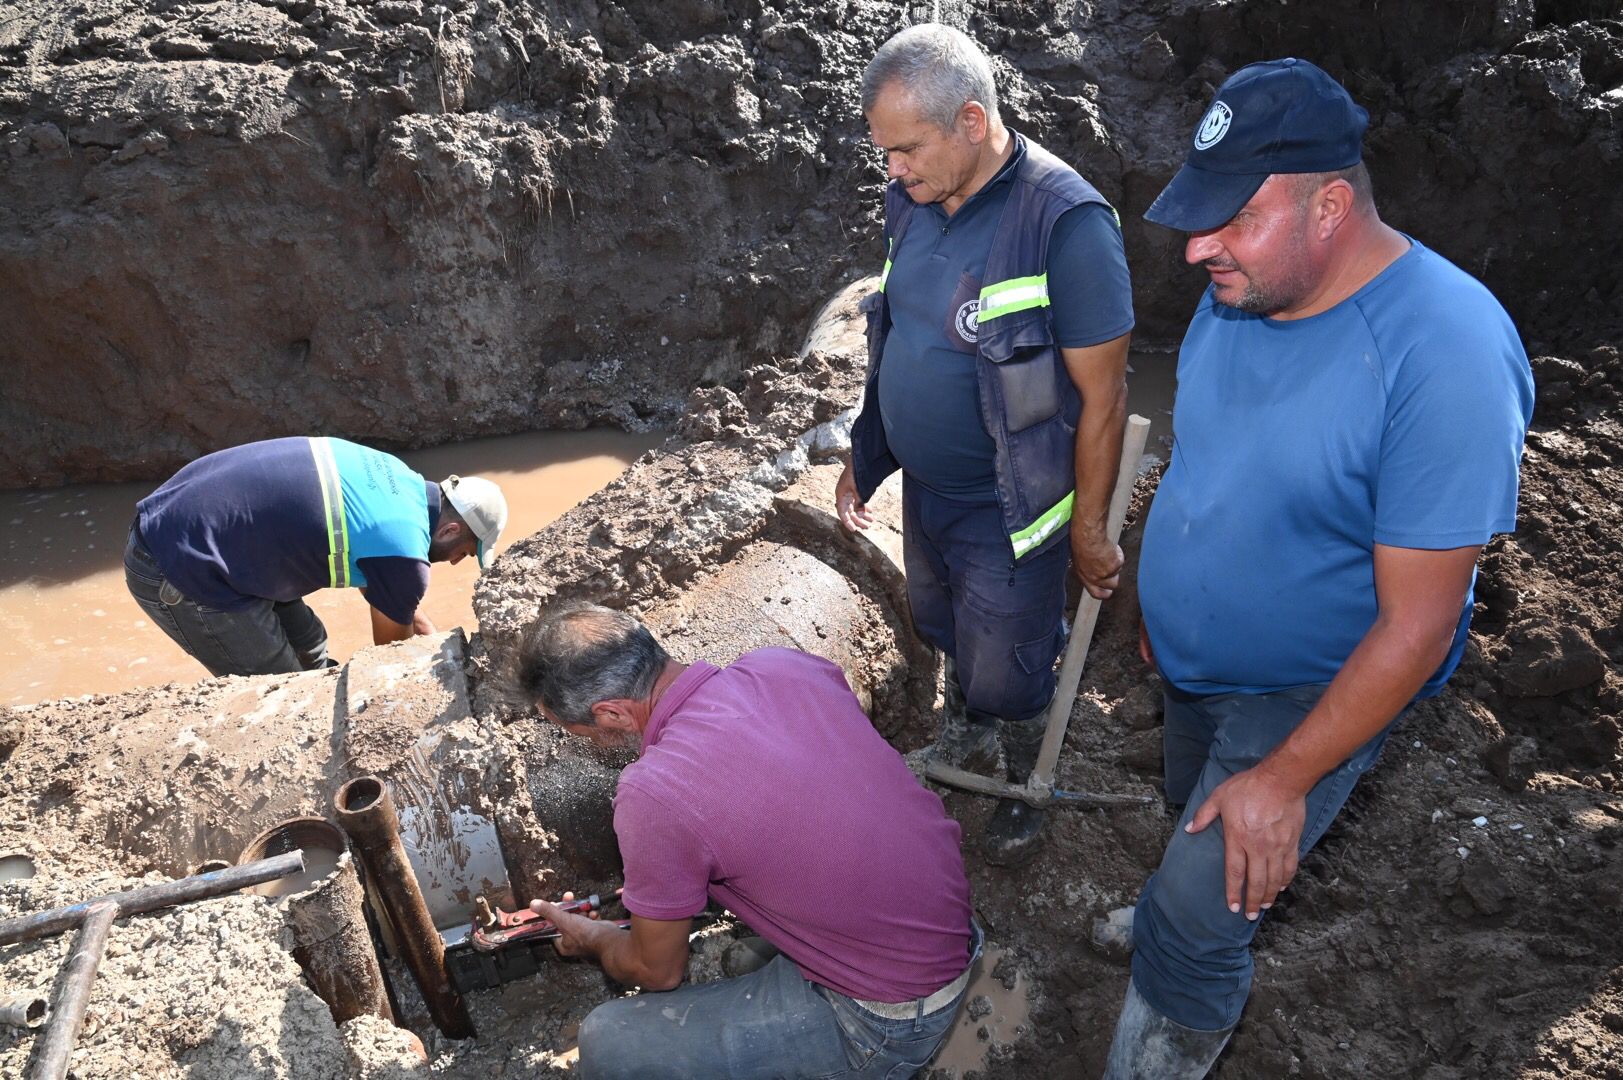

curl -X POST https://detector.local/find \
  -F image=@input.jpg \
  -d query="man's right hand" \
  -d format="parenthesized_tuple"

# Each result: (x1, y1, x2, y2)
(836, 461, 874, 532)
(1139, 618, 1156, 667)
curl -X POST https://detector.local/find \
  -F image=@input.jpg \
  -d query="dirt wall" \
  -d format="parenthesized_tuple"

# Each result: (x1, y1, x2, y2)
(3, 0, 1617, 485)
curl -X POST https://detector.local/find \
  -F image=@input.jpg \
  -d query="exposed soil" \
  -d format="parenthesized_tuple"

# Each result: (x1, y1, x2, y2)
(1, 1, 1620, 1078)
(3, 0, 1616, 485)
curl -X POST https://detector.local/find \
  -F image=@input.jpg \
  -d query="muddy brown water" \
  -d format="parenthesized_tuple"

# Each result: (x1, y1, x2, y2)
(1, 429, 661, 705)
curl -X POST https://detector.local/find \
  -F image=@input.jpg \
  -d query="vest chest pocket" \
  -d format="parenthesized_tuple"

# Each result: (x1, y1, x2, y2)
(980, 309, 1064, 434)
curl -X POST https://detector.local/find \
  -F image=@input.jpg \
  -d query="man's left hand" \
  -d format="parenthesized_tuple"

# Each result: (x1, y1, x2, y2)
(412, 611, 436, 637)
(1184, 766, 1307, 920)
(1071, 531, 1124, 599)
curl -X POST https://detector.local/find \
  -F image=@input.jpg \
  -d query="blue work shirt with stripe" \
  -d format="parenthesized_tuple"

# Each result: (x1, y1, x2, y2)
(877, 140, 1135, 502)
(135, 437, 439, 625)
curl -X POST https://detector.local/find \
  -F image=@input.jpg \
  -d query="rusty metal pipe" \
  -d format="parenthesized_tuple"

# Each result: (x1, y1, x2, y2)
(31, 900, 117, 1080)
(0, 992, 47, 1029)
(0, 852, 306, 947)
(335, 776, 474, 1039)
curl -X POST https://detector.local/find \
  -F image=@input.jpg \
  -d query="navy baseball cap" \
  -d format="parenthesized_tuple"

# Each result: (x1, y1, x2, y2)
(1145, 58, 1369, 232)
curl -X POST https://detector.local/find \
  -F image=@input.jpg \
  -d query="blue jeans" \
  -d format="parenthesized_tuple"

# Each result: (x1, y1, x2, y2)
(1130, 684, 1395, 1032)
(577, 931, 981, 1080)
(901, 480, 1069, 722)
(124, 526, 332, 677)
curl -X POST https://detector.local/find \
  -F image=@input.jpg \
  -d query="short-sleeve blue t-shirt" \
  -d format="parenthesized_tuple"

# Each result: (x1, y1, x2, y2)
(1139, 239, 1533, 696)
(876, 137, 1135, 502)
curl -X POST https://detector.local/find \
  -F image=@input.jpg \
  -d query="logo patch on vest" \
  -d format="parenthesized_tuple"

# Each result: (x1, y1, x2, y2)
(955, 299, 981, 344)
(1194, 101, 1232, 150)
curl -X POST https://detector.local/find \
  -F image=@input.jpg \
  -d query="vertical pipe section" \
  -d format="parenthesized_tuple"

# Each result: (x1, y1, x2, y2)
(31, 901, 117, 1080)
(335, 776, 474, 1039)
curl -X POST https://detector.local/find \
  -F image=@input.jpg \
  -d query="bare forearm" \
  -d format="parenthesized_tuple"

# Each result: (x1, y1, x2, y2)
(581, 920, 683, 991)
(1072, 382, 1128, 539)
(1260, 616, 1454, 795)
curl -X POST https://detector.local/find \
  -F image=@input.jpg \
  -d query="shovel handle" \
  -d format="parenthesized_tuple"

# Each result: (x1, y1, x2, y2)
(1030, 415, 1152, 788)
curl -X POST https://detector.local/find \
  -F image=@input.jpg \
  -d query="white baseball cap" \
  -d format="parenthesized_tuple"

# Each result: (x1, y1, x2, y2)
(441, 475, 508, 569)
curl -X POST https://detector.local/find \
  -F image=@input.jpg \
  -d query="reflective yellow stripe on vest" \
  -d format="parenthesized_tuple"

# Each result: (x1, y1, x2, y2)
(977, 273, 1050, 324)
(308, 437, 351, 588)
(1009, 490, 1073, 559)
(879, 236, 894, 292)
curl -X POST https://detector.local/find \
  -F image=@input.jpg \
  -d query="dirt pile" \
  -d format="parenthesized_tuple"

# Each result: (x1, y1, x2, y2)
(4, 0, 1616, 485)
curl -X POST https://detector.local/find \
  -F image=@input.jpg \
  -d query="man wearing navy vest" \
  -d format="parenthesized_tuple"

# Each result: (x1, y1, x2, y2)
(1104, 61, 1532, 1076)
(124, 437, 508, 678)
(837, 24, 1134, 865)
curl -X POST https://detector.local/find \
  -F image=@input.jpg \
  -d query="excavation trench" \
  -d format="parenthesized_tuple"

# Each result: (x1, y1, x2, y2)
(1, 0, 1620, 1077)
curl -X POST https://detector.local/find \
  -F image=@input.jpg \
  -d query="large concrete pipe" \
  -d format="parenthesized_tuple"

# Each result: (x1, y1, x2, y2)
(335, 776, 474, 1039)
(238, 818, 393, 1027)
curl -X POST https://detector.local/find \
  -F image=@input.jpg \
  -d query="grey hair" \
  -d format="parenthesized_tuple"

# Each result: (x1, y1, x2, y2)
(861, 23, 999, 130)
(509, 602, 670, 726)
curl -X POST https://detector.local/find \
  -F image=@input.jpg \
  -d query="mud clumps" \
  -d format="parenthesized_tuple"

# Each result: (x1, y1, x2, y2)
(5, 1, 1618, 485)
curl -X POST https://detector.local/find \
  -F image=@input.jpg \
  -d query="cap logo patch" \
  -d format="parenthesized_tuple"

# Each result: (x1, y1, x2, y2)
(1194, 101, 1232, 150)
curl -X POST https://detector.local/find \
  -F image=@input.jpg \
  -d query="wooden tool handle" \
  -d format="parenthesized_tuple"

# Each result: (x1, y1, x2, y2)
(1031, 414, 1153, 789)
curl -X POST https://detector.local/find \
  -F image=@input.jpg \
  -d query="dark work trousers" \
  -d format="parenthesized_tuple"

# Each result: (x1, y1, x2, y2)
(123, 526, 332, 678)
(901, 479, 1069, 723)
(1130, 683, 1397, 1032)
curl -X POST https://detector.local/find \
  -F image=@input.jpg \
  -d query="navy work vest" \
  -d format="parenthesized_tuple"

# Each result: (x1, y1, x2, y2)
(849, 134, 1113, 560)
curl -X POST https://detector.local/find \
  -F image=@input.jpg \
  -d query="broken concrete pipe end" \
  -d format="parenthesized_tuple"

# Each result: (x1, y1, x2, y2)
(238, 817, 394, 1027)
(336, 776, 476, 1040)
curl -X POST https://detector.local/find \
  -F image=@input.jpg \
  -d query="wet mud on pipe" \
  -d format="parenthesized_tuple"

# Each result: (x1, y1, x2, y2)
(335, 776, 475, 1039)
(239, 818, 393, 1027)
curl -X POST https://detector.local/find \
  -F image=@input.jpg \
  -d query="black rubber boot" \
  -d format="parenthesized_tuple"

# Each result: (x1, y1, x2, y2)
(1102, 979, 1234, 1079)
(929, 656, 1000, 774)
(982, 714, 1048, 866)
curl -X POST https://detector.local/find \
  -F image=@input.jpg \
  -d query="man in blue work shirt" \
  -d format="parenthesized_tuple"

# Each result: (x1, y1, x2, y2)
(1104, 61, 1533, 1077)
(838, 24, 1135, 865)
(124, 437, 508, 678)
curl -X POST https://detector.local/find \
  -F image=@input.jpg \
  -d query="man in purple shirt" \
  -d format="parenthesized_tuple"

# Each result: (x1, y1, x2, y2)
(511, 603, 978, 1079)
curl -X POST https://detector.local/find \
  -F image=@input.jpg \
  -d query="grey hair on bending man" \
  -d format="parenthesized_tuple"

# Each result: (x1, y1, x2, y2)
(860, 23, 1000, 129)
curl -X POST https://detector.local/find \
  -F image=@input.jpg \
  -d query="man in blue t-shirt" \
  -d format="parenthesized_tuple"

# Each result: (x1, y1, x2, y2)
(124, 437, 509, 678)
(1103, 61, 1533, 1078)
(839, 25, 1134, 865)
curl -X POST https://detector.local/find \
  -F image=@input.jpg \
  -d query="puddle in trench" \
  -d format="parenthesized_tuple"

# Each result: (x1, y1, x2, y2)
(0, 854, 37, 881)
(0, 428, 661, 705)
(931, 946, 1032, 1077)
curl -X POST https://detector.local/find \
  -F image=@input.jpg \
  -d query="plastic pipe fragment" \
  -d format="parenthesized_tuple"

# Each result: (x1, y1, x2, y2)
(0, 992, 47, 1029)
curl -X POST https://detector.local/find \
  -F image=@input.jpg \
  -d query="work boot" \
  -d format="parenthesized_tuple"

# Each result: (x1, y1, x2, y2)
(928, 657, 1000, 774)
(982, 714, 1048, 865)
(1102, 980, 1234, 1080)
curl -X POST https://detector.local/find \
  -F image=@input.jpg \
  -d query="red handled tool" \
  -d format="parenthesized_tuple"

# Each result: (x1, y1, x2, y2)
(470, 894, 630, 952)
